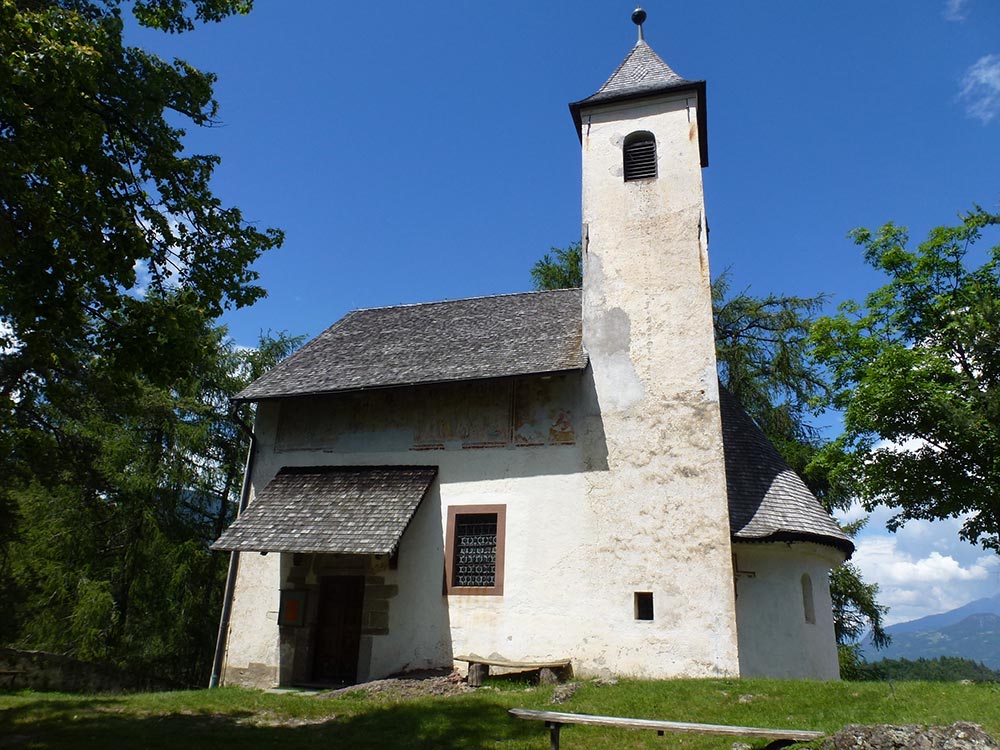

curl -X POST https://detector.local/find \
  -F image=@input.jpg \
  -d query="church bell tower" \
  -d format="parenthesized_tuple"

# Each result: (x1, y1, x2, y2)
(572, 8, 740, 677)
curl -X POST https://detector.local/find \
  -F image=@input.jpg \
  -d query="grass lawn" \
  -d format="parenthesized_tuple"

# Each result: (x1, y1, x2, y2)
(1, 678, 998, 750)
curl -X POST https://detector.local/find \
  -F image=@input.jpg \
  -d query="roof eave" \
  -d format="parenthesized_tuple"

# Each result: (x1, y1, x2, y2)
(230, 363, 591, 405)
(732, 531, 855, 559)
(568, 79, 708, 168)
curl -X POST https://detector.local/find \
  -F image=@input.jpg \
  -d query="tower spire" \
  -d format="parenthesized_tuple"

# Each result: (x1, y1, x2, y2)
(632, 6, 647, 42)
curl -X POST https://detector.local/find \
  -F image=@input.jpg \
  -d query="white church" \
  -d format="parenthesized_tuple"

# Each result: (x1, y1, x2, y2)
(212, 9, 852, 688)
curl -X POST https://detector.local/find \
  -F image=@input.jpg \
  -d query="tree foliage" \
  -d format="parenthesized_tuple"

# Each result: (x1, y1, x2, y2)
(0, 0, 292, 684)
(531, 244, 889, 652)
(711, 275, 844, 499)
(1, 0, 281, 405)
(812, 207, 1000, 553)
(851, 655, 1000, 683)
(530, 242, 582, 291)
(3, 326, 300, 683)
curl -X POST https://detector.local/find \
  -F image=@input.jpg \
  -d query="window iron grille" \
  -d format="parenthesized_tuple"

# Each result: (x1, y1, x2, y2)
(454, 514, 497, 588)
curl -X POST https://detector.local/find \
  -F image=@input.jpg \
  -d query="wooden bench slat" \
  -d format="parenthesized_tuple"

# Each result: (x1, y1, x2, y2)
(509, 708, 825, 741)
(455, 655, 571, 669)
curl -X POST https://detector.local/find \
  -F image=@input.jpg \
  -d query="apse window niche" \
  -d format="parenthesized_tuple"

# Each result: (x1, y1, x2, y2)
(623, 131, 657, 181)
(801, 573, 816, 624)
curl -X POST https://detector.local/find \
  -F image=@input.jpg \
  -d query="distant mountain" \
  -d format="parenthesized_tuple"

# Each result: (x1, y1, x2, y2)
(885, 593, 1000, 636)
(862, 594, 1000, 669)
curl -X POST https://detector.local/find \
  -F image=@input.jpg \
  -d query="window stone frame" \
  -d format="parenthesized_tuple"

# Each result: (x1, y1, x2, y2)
(444, 504, 506, 596)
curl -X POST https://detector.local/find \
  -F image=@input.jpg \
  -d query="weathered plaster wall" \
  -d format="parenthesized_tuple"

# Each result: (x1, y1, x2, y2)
(733, 542, 844, 679)
(223, 375, 602, 685)
(578, 92, 741, 676)
(224, 363, 746, 684)
(221, 401, 282, 688)
(364, 482, 454, 680)
(222, 548, 280, 688)
(273, 377, 579, 453)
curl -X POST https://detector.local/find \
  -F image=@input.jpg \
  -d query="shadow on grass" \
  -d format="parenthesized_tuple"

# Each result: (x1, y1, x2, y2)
(0, 695, 541, 750)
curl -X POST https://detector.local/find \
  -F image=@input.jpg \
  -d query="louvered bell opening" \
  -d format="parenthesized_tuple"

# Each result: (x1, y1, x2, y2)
(623, 138, 657, 181)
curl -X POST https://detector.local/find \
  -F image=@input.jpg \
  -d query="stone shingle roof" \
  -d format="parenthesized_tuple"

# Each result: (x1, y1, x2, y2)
(568, 39, 708, 166)
(578, 40, 693, 106)
(211, 466, 437, 554)
(236, 289, 586, 402)
(720, 387, 854, 556)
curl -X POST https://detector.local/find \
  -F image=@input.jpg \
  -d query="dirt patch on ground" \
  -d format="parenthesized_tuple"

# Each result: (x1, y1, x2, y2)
(316, 669, 472, 701)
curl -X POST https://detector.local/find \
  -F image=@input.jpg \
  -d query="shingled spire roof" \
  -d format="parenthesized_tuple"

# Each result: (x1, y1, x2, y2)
(578, 39, 693, 107)
(568, 14, 708, 166)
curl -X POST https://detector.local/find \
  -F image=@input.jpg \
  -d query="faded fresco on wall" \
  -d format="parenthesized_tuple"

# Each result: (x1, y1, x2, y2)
(274, 375, 579, 453)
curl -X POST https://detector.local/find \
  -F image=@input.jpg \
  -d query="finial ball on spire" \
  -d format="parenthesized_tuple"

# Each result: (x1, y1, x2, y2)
(632, 7, 647, 26)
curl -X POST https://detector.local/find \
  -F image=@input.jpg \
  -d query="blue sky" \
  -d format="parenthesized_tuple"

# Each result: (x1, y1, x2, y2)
(129, 1, 1000, 624)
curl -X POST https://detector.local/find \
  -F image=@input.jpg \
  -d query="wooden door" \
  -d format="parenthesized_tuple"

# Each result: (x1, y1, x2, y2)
(312, 575, 365, 683)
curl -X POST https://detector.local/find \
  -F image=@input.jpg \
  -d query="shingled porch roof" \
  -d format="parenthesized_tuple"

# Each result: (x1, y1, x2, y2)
(211, 466, 437, 555)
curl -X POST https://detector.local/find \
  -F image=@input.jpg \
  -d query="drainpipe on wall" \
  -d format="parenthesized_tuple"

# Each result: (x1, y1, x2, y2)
(209, 406, 257, 689)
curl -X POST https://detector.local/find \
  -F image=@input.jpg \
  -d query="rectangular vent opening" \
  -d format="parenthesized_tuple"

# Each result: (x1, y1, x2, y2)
(634, 591, 654, 621)
(624, 141, 657, 181)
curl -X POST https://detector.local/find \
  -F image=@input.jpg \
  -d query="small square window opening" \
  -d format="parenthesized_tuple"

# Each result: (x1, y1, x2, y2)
(635, 591, 654, 621)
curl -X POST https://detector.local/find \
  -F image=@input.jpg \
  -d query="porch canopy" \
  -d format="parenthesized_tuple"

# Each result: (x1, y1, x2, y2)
(212, 466, 438, 555)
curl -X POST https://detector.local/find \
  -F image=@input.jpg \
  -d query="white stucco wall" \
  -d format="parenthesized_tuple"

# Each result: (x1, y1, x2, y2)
(365, 482, 452, 680)
(578, 91, 741, 677)
(221, 400, 283, 688)
(222, 546, 281, 687)
(223, 378, 604, 684)
(222, 361, 746, 685)
(733, 542, 844, 680)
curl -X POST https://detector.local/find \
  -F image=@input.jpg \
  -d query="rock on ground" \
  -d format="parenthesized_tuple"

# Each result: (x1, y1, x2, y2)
(550, 682, 580, 704)
(825, 722, 998, 750)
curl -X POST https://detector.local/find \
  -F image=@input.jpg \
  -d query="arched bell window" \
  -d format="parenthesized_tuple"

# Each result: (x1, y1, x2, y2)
(623, 131, 657, 181)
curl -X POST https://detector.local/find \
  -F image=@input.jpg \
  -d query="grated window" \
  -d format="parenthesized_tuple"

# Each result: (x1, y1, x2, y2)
(623, 131, 657, 181)
(453, 514, 498, 588)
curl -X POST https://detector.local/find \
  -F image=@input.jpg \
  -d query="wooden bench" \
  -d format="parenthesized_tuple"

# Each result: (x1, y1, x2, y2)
(509, 708, 825, 750)
(454, 655, 572, 687)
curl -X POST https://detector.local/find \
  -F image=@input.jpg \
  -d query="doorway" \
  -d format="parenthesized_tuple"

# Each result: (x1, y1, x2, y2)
(312, 575, 365, 684)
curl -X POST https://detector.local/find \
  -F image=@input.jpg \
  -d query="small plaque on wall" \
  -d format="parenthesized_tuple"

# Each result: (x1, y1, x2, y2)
(278, 590, 307, 627)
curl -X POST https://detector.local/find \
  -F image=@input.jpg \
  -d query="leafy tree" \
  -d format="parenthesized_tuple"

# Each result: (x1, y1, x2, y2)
(530, 243, 582, 290)
(1, 0, 281, 406)
(0, 0, 289, 684)
(532, 245, 889, 655)
(812, 207, 1000, 553)
(831, 516, 890, 679)
(712, 276, 829, 470)
(4, 324, 300, 684)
